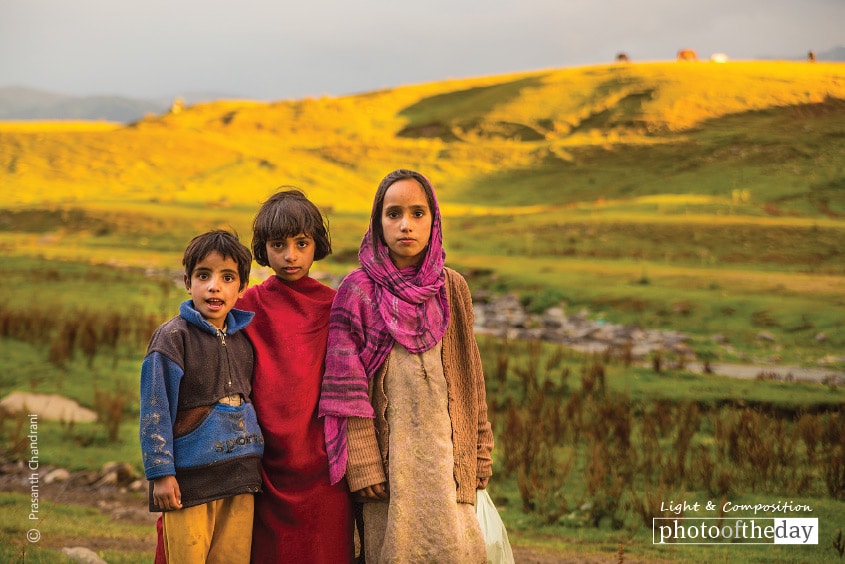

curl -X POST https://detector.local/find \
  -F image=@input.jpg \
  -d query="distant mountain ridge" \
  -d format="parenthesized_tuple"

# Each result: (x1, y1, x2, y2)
(0, 87, 238, 123)
(760, 45, 845, 62)
(818, 45, 845, 61)
(0, 86, 167, 122)
(2, 47, 842, 123)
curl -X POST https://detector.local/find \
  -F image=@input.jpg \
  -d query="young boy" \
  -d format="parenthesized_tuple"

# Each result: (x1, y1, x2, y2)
(139, 229, 263, 563)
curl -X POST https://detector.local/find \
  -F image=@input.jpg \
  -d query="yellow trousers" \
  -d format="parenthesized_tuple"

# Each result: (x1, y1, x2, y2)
(162, 493, 254, 564)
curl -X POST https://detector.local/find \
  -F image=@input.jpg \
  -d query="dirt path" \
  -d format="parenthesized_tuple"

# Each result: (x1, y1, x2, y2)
(684, 360, 845, 385)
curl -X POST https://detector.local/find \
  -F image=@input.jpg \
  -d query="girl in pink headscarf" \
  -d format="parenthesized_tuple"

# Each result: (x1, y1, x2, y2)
(319, 169, 494, 563)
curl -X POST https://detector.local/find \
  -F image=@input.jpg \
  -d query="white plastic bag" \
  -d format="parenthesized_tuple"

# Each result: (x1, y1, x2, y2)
(475, 489, 515, 564)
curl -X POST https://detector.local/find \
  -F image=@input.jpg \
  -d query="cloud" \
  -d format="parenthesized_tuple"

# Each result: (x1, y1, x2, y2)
(1, 0, 842, 100)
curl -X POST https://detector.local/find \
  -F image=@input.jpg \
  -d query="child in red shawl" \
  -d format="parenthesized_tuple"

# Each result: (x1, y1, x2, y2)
(238, 189, 354, 563)
(319, 170, 494, 563)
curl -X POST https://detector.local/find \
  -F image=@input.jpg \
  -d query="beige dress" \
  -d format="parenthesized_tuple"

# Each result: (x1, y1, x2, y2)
(363, 342, 486, 563)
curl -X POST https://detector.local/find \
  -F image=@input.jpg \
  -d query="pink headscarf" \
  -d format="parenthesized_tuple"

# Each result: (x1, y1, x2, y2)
(319, 170, 450, 484)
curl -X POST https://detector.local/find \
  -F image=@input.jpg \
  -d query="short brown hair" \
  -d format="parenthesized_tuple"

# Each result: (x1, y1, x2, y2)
(182, 230, 252, 291)
(251, 188, 332, 266)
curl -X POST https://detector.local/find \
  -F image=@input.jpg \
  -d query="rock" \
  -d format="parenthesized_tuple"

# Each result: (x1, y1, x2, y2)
(815, 332, 828, 342)
(630, 343, 656, 359)
(0, 392, 97, 423)
(44, 468, 71, 484)
(542, 307, 566, 328)
(92, 462, 139, 488)
(472, 291, 692, 360)
(94, 471, 118, 487)
(672, 343, 696, 360)
(756, 331, 777, 342)
(129, 479, 147, 492)
(100, 461, 138, 483)
(61, 547, 107, 564)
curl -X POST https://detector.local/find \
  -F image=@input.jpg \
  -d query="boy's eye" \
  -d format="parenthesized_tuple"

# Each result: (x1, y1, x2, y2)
(223, 274, 236, 282)
(271, 241, 283, 249)
(197, 273, 209, 280)
(297, 240, 309, 248)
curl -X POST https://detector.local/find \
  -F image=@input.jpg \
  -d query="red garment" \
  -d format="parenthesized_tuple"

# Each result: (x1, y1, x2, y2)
(238, 275, 354, 563)
(154, 514, 166, 564)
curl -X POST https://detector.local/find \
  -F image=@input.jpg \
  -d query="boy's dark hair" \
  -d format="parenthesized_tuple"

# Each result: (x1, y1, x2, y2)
(182, 229, 252, 291)
(251, 188, 332, 266)
(369, 169, 436, 254)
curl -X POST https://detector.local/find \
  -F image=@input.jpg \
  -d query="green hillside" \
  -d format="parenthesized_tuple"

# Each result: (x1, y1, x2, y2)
(2, 61, 844, 211)
(1, 61, 844, 367)
(1, 61, 845, 563)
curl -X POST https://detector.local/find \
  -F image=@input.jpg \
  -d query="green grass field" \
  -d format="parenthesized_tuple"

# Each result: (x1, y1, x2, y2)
(1, 60, 844, 562)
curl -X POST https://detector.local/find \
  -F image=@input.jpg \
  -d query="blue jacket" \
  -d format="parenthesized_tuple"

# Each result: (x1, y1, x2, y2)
(139, 300, 263, 510)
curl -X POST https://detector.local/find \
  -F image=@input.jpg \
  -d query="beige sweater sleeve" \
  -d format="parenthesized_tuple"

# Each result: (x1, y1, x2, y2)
(345, 416, 387, 492)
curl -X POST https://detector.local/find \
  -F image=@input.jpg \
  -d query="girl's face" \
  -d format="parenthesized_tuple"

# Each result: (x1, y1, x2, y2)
(265, 233, 315, 283)
(381, 178, 432, 269)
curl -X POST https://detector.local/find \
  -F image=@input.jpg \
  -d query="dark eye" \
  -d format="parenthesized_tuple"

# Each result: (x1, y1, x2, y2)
(197, 273, 209, 280)
(223, 274, 236, 282)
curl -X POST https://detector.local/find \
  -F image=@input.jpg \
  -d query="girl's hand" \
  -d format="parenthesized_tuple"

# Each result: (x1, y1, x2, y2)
(356, 482, 389, 501)
(153, 476, 183, 510)
(477, 477, 489, 489)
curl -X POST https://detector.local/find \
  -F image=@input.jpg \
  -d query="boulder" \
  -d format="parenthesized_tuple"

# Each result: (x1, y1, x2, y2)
(61, 547, 106, 564)
(0, 392, 97, 423)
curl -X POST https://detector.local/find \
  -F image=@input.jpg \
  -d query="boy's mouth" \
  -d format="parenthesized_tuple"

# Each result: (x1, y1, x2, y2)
(206, 298, 225, 310)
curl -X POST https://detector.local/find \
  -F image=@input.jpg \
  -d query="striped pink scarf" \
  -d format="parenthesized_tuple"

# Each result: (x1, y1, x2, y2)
(319, 173, 449, 484)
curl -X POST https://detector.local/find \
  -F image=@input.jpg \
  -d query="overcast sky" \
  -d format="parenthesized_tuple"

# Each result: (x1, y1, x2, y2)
(2, 0, 842, 102)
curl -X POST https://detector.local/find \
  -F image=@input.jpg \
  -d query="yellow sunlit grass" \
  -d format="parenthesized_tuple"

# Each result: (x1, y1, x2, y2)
(452, 253, 844, 298)
(2, 61, 844, 212)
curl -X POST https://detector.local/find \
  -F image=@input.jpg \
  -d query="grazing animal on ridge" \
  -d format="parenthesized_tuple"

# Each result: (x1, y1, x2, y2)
(677, 49, 698, 62)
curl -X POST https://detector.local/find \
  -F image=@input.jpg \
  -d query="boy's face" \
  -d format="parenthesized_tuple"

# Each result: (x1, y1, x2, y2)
(265, 233, 315, 283)
(184, 251, 244, 329)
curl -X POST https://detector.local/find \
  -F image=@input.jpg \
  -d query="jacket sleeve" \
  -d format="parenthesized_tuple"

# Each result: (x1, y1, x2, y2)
(345, 416, 387, 491)
(139, 351, 184, 480)
(465, 289, 494, 480)
(453, 270, 494, 479)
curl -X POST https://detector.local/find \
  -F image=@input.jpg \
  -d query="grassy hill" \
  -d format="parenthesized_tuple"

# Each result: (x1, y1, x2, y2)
(2, 61, 843, 209)
(1, 60, 844, 366)
(1, 60, 845, 563)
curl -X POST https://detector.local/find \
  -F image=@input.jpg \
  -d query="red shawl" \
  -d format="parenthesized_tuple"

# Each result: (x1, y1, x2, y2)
(237, 275, 353, 563)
